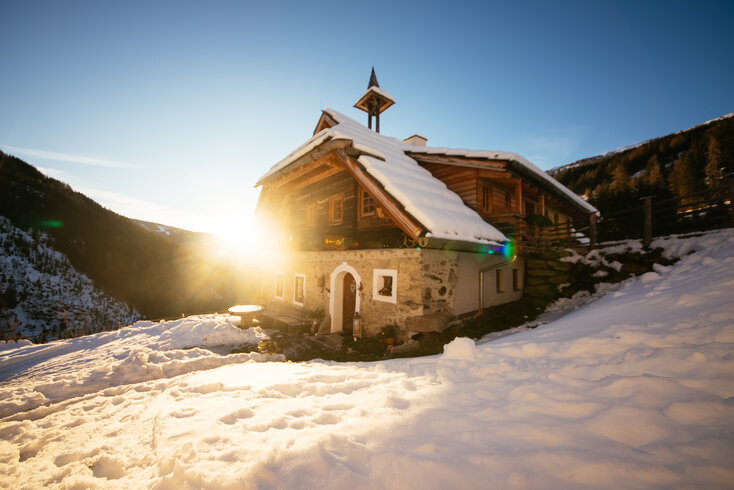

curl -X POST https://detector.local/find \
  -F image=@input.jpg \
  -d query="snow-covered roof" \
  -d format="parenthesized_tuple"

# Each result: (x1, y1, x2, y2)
(257, 109, 598, 244)
(258, 110, 507, 245)
(406, 147, 598, 214)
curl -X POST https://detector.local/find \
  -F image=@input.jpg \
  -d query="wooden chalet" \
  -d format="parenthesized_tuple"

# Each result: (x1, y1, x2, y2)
(254, 71, 597, 340)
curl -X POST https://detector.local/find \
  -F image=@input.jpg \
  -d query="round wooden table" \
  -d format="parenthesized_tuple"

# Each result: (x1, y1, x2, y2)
(228, 305, 263, 328)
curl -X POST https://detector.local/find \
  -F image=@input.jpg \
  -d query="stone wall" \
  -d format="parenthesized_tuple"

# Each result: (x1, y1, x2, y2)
(262, 248, 526, 340)
(523, 251, 573, 301)
(263, 248, 427, 338)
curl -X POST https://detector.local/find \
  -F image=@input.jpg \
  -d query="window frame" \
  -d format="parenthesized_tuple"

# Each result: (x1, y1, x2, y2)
(293, 273, 306, 306)
(372, 268, 398, 304)
(481, 183, 491, 213)
(496, 269, 504, 293)
(329, 193, 344, 225)
(359, 189, 375, 217)
(512, 268, 521, 291)
(275, 271, 286, 300)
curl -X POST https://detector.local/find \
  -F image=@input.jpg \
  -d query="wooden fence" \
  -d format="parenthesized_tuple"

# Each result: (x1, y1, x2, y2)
(491, 177, 734, 252)
(593, 178, 734, 247)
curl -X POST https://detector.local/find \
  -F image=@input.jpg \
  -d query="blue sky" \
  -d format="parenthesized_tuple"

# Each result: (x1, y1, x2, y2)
(1, 0, 732, 244)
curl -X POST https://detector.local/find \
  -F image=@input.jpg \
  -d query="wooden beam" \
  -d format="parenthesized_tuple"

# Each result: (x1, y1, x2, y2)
(538, 192, 545, 216)
(284, 165, 345, 192)
(515, 182, 523, 214)
(410, 153, 507, 171)
(487, 176, 523, 185)
(333, 149, 425, 240)
(477, 169, 514, 180)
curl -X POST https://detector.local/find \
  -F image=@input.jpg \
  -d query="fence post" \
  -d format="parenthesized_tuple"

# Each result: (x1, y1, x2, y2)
(642, 196, 652, 248)
(589, 214, 597, 248)
(729, 177, 734, 226)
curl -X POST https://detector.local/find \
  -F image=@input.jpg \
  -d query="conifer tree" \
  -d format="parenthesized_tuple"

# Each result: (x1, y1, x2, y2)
(669, 153, 699, 199)
(610, 163, 631, 192)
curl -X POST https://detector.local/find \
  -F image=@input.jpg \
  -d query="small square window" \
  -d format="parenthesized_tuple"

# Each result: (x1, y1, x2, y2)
(373, 269, 397, 304)
(275, 272, 285, 300)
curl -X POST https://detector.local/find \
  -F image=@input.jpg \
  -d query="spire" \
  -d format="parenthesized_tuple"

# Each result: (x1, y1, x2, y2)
(354, 68, 394, 133)
(368, 66, 379, 89)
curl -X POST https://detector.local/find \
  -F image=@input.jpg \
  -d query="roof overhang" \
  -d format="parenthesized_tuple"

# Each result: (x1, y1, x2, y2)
(417, 236, 505, 253)
(353, 86, 395, 114)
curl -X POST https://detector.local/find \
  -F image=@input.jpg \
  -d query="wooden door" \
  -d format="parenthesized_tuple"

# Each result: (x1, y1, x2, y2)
(342, 273, 356, 333)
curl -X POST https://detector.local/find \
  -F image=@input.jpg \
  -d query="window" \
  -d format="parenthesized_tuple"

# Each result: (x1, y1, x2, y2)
(481, 184, 491, 213)
(275, 272, 285, 300)
(293, 273, 305, 306)
(360, 189, 375, 217)
(512, 268, 521, 291)
(373, 269, 397, 304)
(306, 203, 317, 227)
(496, 269, 504, 293)
(329, 194, 343, 225)
(504, 190, 511, 210)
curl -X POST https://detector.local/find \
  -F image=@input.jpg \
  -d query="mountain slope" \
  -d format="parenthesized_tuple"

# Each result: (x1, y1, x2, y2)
(0, 217, 140, 340)
(0, 151, 252, 319)
(549, 112, 734, 218)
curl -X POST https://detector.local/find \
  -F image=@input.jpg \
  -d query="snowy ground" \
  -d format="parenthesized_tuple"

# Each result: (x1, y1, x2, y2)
(1, 230, 733, 489)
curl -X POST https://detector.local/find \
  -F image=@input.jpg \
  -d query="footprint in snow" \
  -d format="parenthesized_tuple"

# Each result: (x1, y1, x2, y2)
(170, 407, 198, 418)
(218, 408, 255, 425)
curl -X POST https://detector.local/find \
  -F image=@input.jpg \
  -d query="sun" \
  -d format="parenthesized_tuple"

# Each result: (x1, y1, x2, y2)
(209, 214, 261, 256)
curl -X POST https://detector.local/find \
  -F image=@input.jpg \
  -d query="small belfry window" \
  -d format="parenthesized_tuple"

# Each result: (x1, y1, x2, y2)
(373, 269, 397, 304)
(360, 190, 375, 217)
(293, 273, 305, 306)
(275, 272, 285, 300)
(329, 194, 343, 224)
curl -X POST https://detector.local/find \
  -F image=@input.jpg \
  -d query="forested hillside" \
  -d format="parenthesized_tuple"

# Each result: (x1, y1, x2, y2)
(0, 151, 255, 320)
(0, 217, 140, 340)
(550, 113, 734, 217)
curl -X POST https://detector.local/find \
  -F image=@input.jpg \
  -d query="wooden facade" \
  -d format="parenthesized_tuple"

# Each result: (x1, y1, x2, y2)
(258, 147, 592, 254)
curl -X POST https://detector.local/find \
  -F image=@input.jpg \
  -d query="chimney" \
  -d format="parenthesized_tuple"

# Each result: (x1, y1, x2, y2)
(403, 134, 428, 147)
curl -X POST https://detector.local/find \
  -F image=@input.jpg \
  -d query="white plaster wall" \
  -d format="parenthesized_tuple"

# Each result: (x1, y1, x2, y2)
(455, 253, 525, 314)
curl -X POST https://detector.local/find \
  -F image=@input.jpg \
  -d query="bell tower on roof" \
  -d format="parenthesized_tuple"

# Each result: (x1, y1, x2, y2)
(354, 67, 395, 133)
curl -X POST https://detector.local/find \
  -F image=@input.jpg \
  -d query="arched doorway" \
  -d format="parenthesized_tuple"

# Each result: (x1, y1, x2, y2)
(329, 263, 361, 333)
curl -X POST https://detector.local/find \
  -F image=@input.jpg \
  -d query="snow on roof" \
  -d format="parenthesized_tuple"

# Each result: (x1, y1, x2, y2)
(364, 85, 394, 102)
(257, 108, 598, 243)
(325, 110, 506, 244)
(406, 147, 598, 214)
(258, 110, 507, 245)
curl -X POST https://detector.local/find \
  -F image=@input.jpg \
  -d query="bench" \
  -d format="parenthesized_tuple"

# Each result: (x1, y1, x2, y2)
(261, 303, 311, 333)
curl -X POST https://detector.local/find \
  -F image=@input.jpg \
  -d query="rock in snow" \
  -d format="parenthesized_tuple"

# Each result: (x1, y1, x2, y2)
(1, 230, 733, 488)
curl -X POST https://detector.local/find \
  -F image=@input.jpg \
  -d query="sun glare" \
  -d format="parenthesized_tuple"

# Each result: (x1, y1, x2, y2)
(206, 213, 283, 271)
